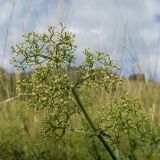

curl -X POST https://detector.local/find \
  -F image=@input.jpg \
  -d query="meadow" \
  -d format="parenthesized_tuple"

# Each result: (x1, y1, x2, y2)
(0, 26, 160, 160)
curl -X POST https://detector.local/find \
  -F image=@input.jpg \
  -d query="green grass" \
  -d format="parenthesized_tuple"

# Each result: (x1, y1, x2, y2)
(0, 70, 160, 159)
(0, 101, 110, 160)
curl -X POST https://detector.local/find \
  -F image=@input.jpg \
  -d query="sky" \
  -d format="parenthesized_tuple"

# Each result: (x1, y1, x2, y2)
(1, 0, 160, 81)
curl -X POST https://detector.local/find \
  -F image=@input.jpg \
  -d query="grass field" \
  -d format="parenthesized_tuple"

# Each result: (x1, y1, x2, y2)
(0, 69, 160, 159)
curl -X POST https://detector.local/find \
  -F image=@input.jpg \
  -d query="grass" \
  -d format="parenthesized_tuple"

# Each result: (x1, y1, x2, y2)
(123, 78, 160, 125)
(0, 101, 107, 160)
(0, 69, 160, 159)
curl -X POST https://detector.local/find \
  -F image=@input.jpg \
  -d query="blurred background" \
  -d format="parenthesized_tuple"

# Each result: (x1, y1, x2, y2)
(0, 1, 160, 159)
(1, 0, 160, 81)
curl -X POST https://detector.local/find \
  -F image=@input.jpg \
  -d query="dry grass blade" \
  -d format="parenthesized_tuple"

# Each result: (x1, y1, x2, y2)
(0, 93, 32, 105)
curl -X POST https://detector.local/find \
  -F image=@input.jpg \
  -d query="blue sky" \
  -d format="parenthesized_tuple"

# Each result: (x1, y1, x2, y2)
(1, 0, 160, 81)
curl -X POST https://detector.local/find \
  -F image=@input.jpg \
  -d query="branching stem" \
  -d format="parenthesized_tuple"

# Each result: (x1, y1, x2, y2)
(72, 87, 117, 160)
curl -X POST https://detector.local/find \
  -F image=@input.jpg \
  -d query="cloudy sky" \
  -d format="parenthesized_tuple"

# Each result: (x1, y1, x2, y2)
(1, 0, 160, 81)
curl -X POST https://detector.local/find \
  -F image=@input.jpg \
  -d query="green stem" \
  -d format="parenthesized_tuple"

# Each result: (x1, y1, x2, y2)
(127, 128, 136, 160)
(72, 87, 117, 160)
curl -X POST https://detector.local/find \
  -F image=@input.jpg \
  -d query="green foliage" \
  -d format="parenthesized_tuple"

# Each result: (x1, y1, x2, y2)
(95, 91, 152, 158)
(0, 102, 92, 160)
(0, 72, 16, 100)
(10, 25, 75, 70)
(10, 25, 158, 159)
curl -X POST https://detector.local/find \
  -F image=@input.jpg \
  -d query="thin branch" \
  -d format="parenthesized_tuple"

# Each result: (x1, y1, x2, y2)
(0, 93, 32, 105)
(72, 88, 117, 160)
(74, 74, 96, 88)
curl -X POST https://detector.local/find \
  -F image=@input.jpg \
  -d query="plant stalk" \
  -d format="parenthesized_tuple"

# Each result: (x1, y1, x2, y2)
(72, 87, 117, 160)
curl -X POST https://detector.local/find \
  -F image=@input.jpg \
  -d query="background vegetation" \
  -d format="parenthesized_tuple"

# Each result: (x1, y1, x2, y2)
(0, 26, 160, 160)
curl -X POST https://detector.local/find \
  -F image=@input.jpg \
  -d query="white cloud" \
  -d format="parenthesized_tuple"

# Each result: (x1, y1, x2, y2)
(1, 0, 160, 80)
(62, 0, 160, 80)
(0, 1, 12, 25)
